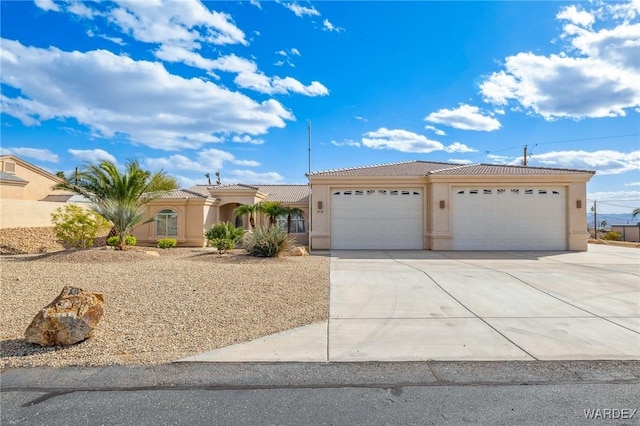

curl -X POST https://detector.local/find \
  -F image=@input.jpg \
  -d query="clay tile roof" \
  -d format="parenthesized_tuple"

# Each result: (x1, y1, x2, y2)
(190, 184, 260, 194)
(157, 188, 212, 199)
(257, 185, 310, 203)
(429, 163, 596, 175)
(0, 171, 27, 182)
(309, 160, 595, 177)
(308, 160, 454, 177)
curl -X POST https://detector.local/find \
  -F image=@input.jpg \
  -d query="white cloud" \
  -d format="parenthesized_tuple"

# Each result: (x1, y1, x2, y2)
(68, 149, 117, 164)
(234, 73, 329, 96)
(34, 0, 59, 12)
(322, 19, 344, 33)
(108, 0, 247, 46)
(625, 181, 640, 186)
(354, 116, 368, 122)
(444, 142, 478, 153)
(331, 139, 361, 148)
(587, 190, 640, 214)
(557, 5, 595, 27)
(425, 125, 446, 136)
(144, 148, 259, 173)
(361, 128, 445, 153)
(485, 149, 640, 174)
(232, 135, 265, 145)
(229, 169, 284, 184)
(425, 104, 501, 131)
(67, 2, 97, 18)
(2, 147, 59, 163)
(447, 158, 473, 165)
(481, 2, 640, 120)
(249, 0, 262, 9)
(530, 149, 640, 175)
(282, 2, 320, 17)
(290, 48, 301, 56)
(0, 40, 294, 150)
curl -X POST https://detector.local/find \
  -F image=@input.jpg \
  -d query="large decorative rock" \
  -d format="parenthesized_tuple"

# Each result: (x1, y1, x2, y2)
(25, 286, 104, 346)
(289, 246, 309, 256)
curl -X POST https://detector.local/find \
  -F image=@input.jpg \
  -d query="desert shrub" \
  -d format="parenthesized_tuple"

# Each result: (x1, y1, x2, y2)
(243, 226, 293, 257)
(204, 222, 244, 254)
(106, 235, 137, 247)
(601, 231, 622, 241)
(157, 238, 177, 249)
(51, 205, 111, 249)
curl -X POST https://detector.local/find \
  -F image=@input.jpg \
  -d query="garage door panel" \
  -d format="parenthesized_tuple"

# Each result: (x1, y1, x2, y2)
(331, 189, 422, 250)
(452, 187, 566, 250)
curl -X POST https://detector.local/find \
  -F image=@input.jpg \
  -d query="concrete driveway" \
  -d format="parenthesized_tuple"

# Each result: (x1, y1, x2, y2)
(180, 244, 639, 362)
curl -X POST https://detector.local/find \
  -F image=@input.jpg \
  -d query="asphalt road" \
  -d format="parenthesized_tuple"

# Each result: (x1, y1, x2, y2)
(2, 361, 639, 425)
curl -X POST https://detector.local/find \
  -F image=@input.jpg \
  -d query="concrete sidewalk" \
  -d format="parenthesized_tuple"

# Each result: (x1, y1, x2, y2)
(179, 244, 639, 363)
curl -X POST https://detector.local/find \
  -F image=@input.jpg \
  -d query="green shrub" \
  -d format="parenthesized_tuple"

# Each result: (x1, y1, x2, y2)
(157, 238, 177, 249)
(601, 231, 622, 241)
(243, 226, 293, 257)
(106, 235, 137, 247)
(204, 222, 244, 254)
(51, 205, 111, 249)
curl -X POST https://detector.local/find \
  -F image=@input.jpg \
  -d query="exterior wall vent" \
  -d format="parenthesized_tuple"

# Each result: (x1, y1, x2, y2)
(4, 162, 16, 174)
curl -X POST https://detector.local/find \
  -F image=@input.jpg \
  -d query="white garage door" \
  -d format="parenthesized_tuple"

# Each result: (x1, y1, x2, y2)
(452, 187, 567, 250)
(331, 188, 423, 249)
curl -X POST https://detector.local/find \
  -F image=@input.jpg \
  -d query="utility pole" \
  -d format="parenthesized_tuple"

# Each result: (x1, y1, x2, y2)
(592, 200, 598, 240)
(307, 120, 312, 249)
(523, 145, 528, 166)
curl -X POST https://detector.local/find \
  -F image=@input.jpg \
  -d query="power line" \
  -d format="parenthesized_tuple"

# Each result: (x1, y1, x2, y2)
(473, 133, 640, 160)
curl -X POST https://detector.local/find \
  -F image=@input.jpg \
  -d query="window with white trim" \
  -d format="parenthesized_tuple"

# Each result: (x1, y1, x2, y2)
(156, 209, 178, 237)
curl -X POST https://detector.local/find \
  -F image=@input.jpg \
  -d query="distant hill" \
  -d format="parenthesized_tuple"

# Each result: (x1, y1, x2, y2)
(587, 213, 639, 226)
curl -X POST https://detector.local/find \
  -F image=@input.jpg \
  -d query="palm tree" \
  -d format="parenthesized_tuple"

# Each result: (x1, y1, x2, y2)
(633, 208, 640, 219)
(257, 201, 285, 227)
(280, 206, 304, 234)
(233, 204, 260, 229)
(54, 160, 173, 250)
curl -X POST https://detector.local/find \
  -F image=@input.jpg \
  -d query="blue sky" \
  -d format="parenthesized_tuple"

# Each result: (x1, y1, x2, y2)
(1, 0, 639, 215)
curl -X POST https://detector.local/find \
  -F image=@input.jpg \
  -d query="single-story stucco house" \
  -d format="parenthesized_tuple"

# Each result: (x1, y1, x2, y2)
(131, 184, 311, 247)
(136, 160, 594, 251)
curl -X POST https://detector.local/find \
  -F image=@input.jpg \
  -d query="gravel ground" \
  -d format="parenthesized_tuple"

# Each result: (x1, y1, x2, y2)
(1, 247, 329, 369)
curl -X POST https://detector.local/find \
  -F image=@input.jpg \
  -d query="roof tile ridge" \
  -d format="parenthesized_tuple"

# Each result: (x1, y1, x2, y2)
(477, 163, 596, 174)
(429, 163, 480, 174)
(179, 188, 210, 197)
(309, 160, 418, 175)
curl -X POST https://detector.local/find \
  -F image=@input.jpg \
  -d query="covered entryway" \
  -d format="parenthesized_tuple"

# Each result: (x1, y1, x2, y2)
(451, 186, 567, 250)
(331, 188, 423, 249)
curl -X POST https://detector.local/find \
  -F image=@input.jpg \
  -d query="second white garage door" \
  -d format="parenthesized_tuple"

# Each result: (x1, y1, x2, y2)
(331, 188, 423, 249)
(451, 186, 567, 250)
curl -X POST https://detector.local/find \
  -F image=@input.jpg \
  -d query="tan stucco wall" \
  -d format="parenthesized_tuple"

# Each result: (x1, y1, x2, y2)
(0, 200, 90, 229)
(131, 198, 310, 248)
(310, 173, 592, 251)
(309, 176, 429, 250)
(0, 157, 68, 201)
(611, 225, 640, 242)
(131, 199, 216, 247)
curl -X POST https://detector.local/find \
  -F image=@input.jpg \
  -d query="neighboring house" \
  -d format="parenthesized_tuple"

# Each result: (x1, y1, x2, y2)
(308, 161, 595, 251)
(0, 155, 84, 228)
(131, 184, 310, 247)
(611, 224, 640, 243)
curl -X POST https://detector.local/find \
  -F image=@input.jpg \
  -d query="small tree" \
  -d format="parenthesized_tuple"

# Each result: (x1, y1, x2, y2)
(234, 204, 260, 229)
(279, 206, 304, 234)
(51, 205, 110, 249)
(258, 201, 285, 227)
(204, 222, 245, 254)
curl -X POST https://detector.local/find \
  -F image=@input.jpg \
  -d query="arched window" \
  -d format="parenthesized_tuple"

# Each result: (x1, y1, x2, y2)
(156, 209, 178, 237)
